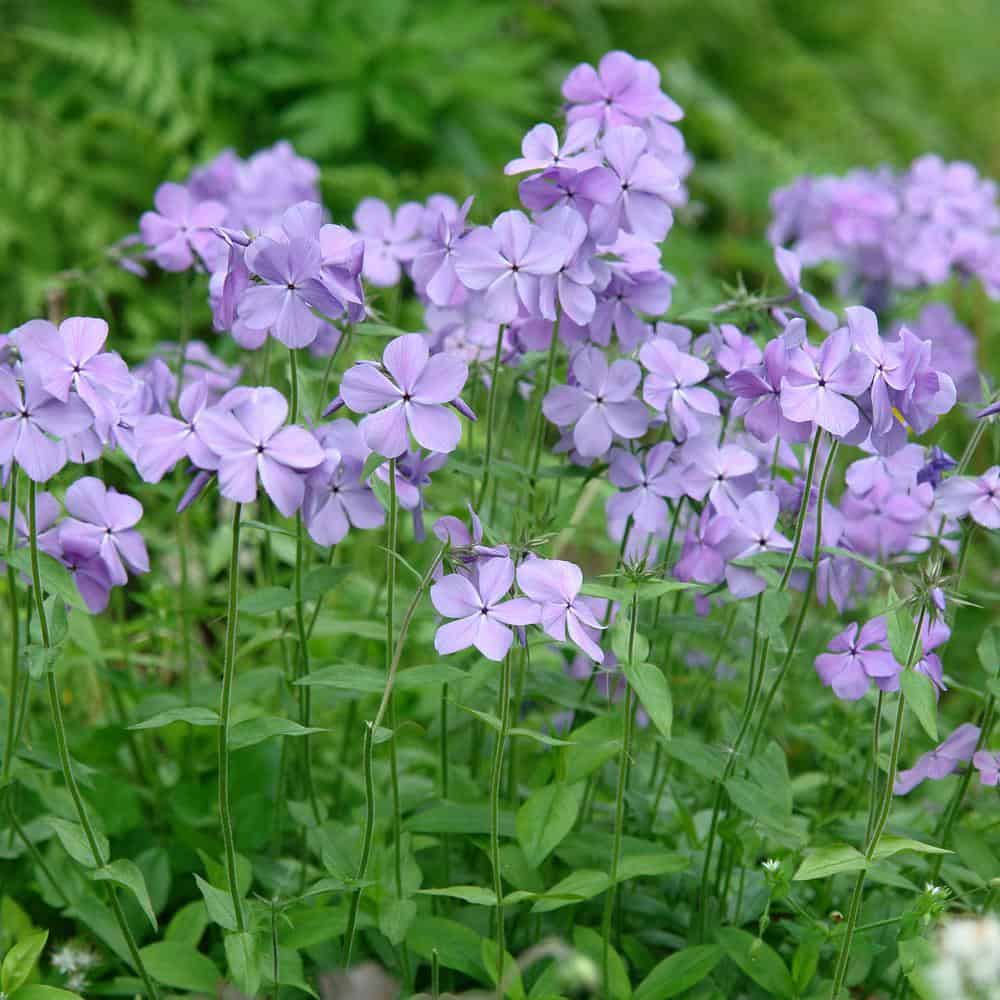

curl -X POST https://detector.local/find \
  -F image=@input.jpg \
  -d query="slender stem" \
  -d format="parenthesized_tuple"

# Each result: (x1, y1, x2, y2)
(288, 348, 300, 423)
(440, 682, 451, 888)
(780, 431, 822, 590)
(343, 546, 444, 966)
(527, 319, 561, 484)
(3, 469, 20, 784)
(7, 793, 70, 906)
(830, 608, 926, 998)
(177, 512, 194, 705)
(602, 593, 639, 994)
(864, 690, 885, 846)
(476, 325, 506, 509)
(28, 482, 160, 998)
(218, 502, 246, 933)
(490, 652, 513, 996)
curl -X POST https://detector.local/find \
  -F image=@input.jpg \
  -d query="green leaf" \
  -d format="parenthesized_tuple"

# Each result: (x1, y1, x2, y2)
(901, 670, 938, 741)
(419, 885, 497, 906)
(7, 549, 85, 610)
(611, 619, 650, 664)
(886, 588, 919, 663)
(129, 706, 219, 730)
(573, 926, 630, 999)
(225, 931, 260, 996)
(898, 937, 937, 1000)
(758, 590, 791, 640)
(407, 917, 485, 979)
(717, 927, 795, 999)
(241, 519, 295, 539)
(872, 836, 950, 861)
(663, 737, 726, 781)
(633, 945, 722, 1000)
(562, 714, 621, 783)
(481, 938, 525, 1000)
(794, 844, 867, 881)
(302, 565, 349, 600)
(378, 897, 416, 946)
(45, 816, 107, 869)
(10, 988, 84, 1000)
(229, 716, 327, 751)
(93, 860, 158, 930)
(516, 782, 584, 868)
(2, 929, 48, 995)
(508, 727, 575, 747)
(165, 901, 208, 948)
(791, 933, 822, 994)
(139, 941, 220, 993)
(404, 803, 515, 837)
(297, 662, 464, 692)
(193, 874, 238, 932)
(616, 852, 687, 882)
(977, 626, 1000, 676)
(240, 586, 295, 615)
(621, 662, 673, 740)
(531, 870, 610, 913)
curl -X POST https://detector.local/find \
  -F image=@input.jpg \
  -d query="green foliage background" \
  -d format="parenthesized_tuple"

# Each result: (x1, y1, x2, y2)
(4, 0, 1000, 334)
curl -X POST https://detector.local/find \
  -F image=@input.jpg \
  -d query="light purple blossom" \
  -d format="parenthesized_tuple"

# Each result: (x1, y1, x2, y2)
(431, 557, 540, 662)
(639, 337, 719, 440)
(814, 617, 902, 701)
(59, 477, 149, 587)
(543, 346, 648, 458)
(973, 749, 1000, 787)
(674, 508, 732, 585)
(0, 368, 93, 482)
(516, 557, 605, 662)
(720, 490, 791, 598)
(133, 381, 219, 483)
(197, 387, 324, 516)
(895, 723, 981, 795)
(934, 466, 1000, 529)
(339, 334, 469, 458)
(504, 120, 601, 176)
(606, 443, 682, 534)
(453, 211, 566, 323)
(682, 442, 758, 516)
(353, 198, 424, 287)
(140, 182, 226, 272)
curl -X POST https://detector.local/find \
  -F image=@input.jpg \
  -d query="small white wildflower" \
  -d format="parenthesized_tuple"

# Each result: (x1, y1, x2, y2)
(65, 971, 88, 993)
(761, 858, 781, 873)
(924, 882, 948, 898)
(51, 944, 80, 974)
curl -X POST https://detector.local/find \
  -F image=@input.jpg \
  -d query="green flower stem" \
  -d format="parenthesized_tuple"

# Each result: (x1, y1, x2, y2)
(3, 468, 20, 785)
(527, 317, 561, 485)
(697, 593, 763, 940)
(218, 501, 246, 934)
(476, 324, 506, 510)
(830, 607, 926, 999)
(343, 545, 445, 967)
(28, 481, 160, 998)
(601, 591, 639, 995)
(490, 651, 514, 994)
(440, 682, 452, 888)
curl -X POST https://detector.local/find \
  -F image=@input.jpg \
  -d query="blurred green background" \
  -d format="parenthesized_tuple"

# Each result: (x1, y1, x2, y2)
(4, 0, 1000, 337)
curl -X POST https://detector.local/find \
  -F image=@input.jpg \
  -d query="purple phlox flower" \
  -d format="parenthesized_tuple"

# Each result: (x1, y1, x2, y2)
(171, 340, 242, 398)
(375, 449, 447, 541)
(0, 491, 61, 577)
(917, 446, 956, 489)
(302, 419, 384, 546)
(606, 443, 682, 534)
(211, 239, 251, 335)
(433, 504, 508, 575)
(698, 323, 762, 376)
(562, 50, 683, 130)
(431, 556, 540, 662)
(353, 198, 424, 287)
(894, 723, 981, 795)
(453, 210, 566, 323)
(814, 617, 901, 701)
(518, 164, 619, 224)
(892, 327, 957, 435)
(176, 469, 213, 515)
(57, 529, 115, 613)
(914, 616, 950, 696)
(134, 380, 221, 483)
(15, 317, 132, 432)
(59, 477, 149, 587)
(0, 367, 93, 483)
(682, 442, 758, 516)
(907, 303, 980, 403)
(411, 196, 474, 308)
(934, 466, 1000, 530)
(845, 444, 925, 496)
(140, 182, 227, 272)
(505, 120, 601, 176)
(841, 472, 932, 558)
(537, 206, 598, 325)
(339, 333, 469, 458)
(774, 247, 838, 331)
(720, 490, 791, 598)
(973, 749, 1000, 787)
(652, 322, 693, 351)
(581, 267, 674, 351)
(542, 346, 648, 458)
(197, 386, 324, 516)
(589, 126, 677, 243)
(639, 337, 719, 441)
(129, 358, 177, 417)
(728, 328, 813, 444)
(516, 556, 605, 663)
(674, 507, 732, 585)
(318, 223, 367, 323)
(780, 328, 874, 437)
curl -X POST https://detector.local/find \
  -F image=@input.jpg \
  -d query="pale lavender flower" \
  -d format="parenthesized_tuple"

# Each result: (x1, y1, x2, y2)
(431, 557, 540, 661)
(453, 210, 566, 323)
(339, 333, 469, 458)
(504, 120, 601, 176)
(973, 750, 1000, 787)
(814, 617, 901, 701)
(516, 557, 605, 662)
(59, 477, 149, 587)
(353, 198, 424, 287)
(542, 346, 648, 458)
(895, 723, 981, 795)
(133, 380, 219, 483)
(721, 490, 791, 598)
(934, 467, 1000, 530)
(537, 206, 598, 325)
(197, 387, 324, 516)
(606, 443, 682, 534)
(639, 337, 719, 440)
(682, 442, 758, 516)
(140, 182, 226, 272)
(411, 196, 473, 307)
(0, 368, 93, 482)
(674, 508, 732, 585)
